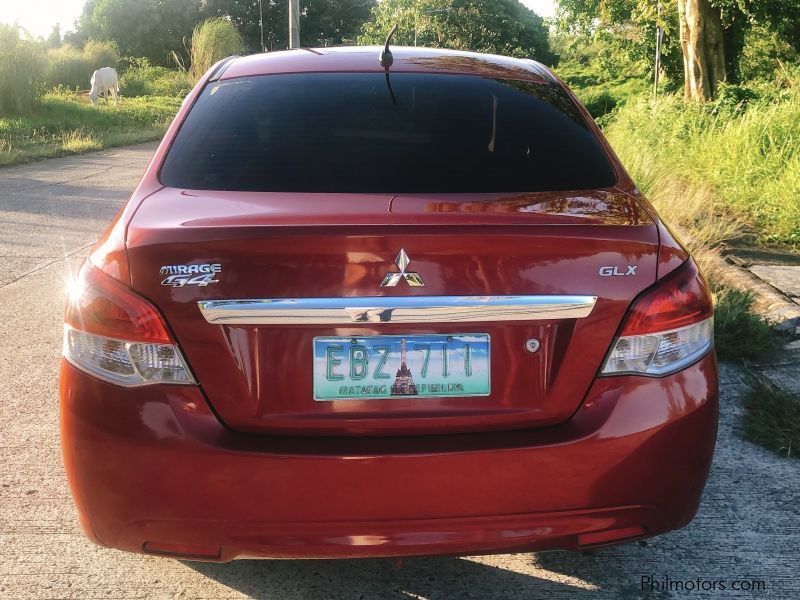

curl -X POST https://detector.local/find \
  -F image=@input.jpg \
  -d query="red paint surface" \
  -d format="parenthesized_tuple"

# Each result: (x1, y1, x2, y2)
(62, 48, 719, 558)
(125, 184, 661, 435)
(60, 353, 717, 560)
(220, 46, 552, 83)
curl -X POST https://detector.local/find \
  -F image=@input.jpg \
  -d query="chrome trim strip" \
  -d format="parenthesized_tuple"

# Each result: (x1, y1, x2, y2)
(198, 295, 597, 325)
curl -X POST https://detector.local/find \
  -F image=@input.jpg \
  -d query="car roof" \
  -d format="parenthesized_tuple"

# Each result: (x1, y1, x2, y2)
(219, 46, 555, 83)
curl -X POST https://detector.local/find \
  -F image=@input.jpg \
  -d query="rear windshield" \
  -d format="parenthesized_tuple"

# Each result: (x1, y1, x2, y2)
(160, 73, 617, 193)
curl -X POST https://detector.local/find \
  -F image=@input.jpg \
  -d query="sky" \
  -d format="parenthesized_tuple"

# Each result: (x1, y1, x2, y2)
(0, 0, 556, 39)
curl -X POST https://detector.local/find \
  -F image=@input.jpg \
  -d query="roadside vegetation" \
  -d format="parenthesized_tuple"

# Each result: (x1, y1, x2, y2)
(0, 18, 218, 166)
(606, 79, 800, 249)
(742, 376, 800, 459)
(0, 90, 180, 165)
(184, 17, 245, 81)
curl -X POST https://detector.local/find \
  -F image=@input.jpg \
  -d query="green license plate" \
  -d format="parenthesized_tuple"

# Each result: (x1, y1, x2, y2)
(313, 334, 490, 401)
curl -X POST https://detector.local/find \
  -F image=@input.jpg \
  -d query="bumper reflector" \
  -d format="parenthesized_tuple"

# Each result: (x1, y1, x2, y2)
(578, 525, 646, 547)
(143, 541, 221, 560)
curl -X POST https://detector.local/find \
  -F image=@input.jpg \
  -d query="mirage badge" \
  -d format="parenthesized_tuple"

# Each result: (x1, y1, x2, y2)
(160, 263, 222, 287)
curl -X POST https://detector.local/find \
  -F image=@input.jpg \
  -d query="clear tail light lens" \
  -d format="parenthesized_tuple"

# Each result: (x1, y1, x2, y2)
(63, 263, 195, 387)
(601, 260, 714, 376)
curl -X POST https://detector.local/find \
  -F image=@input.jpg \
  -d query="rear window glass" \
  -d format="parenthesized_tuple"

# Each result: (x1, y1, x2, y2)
(160, 73, 617, 193)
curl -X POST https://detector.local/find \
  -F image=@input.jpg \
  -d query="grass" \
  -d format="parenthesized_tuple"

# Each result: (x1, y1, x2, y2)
(713, 288, 780, 361)
(742, 375, 800, 459)
(0, 90, 181, 166)
(604, 86, 800, 249)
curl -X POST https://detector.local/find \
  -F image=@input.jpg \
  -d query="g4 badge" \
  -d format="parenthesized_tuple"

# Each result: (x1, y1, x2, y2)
(599, 265, 637, 277)
(160, 263, 221, 287)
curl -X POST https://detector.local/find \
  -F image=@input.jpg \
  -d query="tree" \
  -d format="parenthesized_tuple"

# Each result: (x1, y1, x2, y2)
(46, 25, 62, 48)
(63, 1, 98, 47)
(677, 0, 725, 100)
(302, 0, 376, 47)
(201, 0, 284, 52)
(201, 0, 376, 52)
(558, 0, 800, 102)
(66, 0, 377, 66)
(83, 0, 204, 65)
(358, 0, 556, 65)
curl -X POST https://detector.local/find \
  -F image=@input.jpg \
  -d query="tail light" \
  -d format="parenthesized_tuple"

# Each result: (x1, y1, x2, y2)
(601, 260, 713, 376)
(63, 263, 195, 387)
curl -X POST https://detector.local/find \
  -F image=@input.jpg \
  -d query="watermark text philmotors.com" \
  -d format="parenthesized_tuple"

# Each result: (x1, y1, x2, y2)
(641, 575, 767, 593)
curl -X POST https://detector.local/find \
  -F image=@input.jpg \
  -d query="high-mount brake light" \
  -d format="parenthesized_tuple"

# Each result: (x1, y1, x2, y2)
(601, 260, 714, 376)
(63, 264, 194, 387)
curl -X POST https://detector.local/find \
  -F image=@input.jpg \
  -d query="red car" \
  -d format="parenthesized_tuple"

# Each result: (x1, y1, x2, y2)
(60, 47, 717, 561)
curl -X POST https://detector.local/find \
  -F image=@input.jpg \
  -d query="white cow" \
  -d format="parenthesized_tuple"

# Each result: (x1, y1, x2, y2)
(89, 67, 119, 107)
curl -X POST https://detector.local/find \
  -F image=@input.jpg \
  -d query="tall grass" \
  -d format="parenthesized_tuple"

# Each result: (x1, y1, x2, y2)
(44, 41, 119, 90)
(605, 80, 800, 248)
(0, 24, 45, 114)
(187, 18, 244, 82)
(599, 84, 787, 359)
(556, 63, 648, 121)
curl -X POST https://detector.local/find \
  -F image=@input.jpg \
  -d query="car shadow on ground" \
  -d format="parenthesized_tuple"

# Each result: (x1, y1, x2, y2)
(186, 543, 653, 599)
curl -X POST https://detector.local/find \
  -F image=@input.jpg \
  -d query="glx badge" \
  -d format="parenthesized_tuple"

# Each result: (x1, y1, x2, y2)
(599, 265, 637, 277)
(160, 263, 221, 287)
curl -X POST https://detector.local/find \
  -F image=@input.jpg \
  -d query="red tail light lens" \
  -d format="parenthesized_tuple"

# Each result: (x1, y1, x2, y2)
(66, 263, 171, 344)
(620, 260, 713, 336)
(63, 263, 194, 387)
(602, 260, 714, 376)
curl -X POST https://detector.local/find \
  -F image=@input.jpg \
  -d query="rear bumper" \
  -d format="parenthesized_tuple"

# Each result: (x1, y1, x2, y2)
(59, 353, 718, 561)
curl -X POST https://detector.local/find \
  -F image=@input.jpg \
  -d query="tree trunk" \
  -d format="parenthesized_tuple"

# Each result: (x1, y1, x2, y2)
(677, 0, 726, 101)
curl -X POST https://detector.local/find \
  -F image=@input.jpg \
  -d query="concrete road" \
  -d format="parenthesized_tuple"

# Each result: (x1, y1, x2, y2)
(1, 145, 799, 599)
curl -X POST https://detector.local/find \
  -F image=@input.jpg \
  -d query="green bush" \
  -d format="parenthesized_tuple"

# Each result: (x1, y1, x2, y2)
(120, 57, 192, 97)
(83, 40, 119, 71)
(188, 18, 244, 82)
(45, 45, 92, 90)
(555, 61, 648, 121)
(581, 89, 618, 119)
(713, 288, 778, 361)
(710, 83, 761, 116)
(44, 41, 119, 90)
(742, 375, 800, 459)
(0, 24, 45, 114)
(739, 25, 799, 82)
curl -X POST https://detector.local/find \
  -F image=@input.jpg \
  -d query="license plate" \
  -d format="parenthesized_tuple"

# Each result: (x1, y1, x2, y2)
(313, 334, 490, 401)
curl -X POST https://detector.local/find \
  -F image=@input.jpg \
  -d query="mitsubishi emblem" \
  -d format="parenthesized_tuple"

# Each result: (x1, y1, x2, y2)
(381, 249, 425, 287)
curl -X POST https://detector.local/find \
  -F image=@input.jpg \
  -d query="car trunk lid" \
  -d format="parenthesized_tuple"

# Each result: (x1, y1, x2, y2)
(126, 187, 658, 436)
